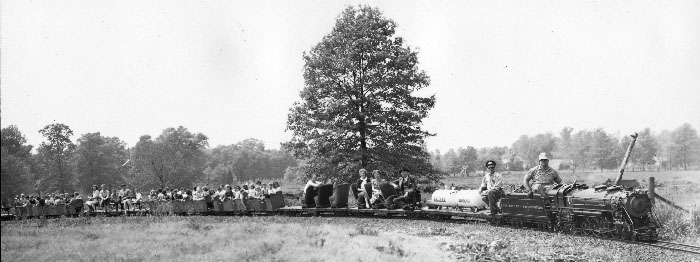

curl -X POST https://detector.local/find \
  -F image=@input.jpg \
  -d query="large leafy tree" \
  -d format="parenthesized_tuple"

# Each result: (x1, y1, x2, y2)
(589, 129, 621, 172)
(1, 125, 34, 203)
(285, 6, 436, 182)
(204, 140, 298, 186)
(73, 132, 129, 191)
(671, 123, 699, 170)
(620, 128, 657, 171)
(571, 130, 595, 171)
(36, 123, 76, 193)
(511, 133, 557, 167)
(458, 146, 479, 175)
(130, 126, 208, 189)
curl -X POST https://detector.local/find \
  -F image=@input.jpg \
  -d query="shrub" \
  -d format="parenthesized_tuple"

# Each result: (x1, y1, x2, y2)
(654, 203, 699, 239)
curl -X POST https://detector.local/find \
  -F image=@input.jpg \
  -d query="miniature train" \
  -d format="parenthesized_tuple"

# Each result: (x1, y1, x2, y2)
(6, 181, 659, 242)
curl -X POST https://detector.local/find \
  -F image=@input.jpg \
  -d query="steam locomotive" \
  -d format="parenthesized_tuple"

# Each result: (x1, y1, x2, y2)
(427, 182, 659, 241)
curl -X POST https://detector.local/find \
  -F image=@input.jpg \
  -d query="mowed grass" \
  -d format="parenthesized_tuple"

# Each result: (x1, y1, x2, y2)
(2, 216, 698, 262)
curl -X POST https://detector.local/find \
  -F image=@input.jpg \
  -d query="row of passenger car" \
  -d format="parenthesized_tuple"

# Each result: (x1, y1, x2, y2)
(10, 191, 287, 219)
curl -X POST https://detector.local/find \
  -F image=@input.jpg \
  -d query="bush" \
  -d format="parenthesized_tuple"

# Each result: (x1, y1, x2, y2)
(654, 204, 699, 239)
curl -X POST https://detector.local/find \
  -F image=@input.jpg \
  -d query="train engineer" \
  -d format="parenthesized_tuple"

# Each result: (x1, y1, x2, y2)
(523, 152, 562, 198)
(479, 160, 503, 216)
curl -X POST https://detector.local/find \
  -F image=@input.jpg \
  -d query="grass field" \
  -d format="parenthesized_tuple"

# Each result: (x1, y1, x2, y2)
(2, 216, 698, 262)
(4, 171, 696, 261)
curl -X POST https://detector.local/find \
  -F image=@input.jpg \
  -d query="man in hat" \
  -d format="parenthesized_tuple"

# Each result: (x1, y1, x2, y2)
(391, 168, 421, 209)
(524, 152, 562, 199)
(392, 168, 414, 196)
(479, 160, 503, 216)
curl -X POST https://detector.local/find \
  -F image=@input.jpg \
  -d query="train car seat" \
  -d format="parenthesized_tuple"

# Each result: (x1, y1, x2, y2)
(270, 191, 285, 210)
(379, 183, 403, 209)
(303, 186, 318, 208)
(331, 184, 350, 208)
(350, 184, 359, 200)
(316, 184, 334, 208)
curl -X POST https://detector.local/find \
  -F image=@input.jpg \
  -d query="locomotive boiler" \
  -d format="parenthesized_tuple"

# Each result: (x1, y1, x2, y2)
(425, 189, 488, 211)
(500, 183, 658, 241)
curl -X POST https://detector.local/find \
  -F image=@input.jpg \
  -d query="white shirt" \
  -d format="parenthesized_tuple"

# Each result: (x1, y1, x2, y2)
(359, 177, 369, 192)
(480, 172, 503, 191)
(304, 180, 322, 192)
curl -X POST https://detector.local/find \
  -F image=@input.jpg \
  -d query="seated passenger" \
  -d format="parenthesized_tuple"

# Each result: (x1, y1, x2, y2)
(157, 189, 165, 201)
(148, 190, 157, 201)
(524, 152, 562, 199)
(122, 189, 134, 211)
(355, 169, 371, 209)
(238, 186, 248, 199)
(213, 186, 224, 201)
(99, 184, 110, 209)
(54, 196, 65, 205)
(69, 192, 84, 213)
(224, 185, 234, 200)
(37, 195, 45, 206)
(272, 182, 281, 194)
(248, 185, 259, 199)
(303, 174, 323, 208)
(132, 190, 143, 210)
(368, 178, 385, 208)
(86, 185, 100, 212)
(479, 160, 504, 216)
(184, 189, 192, 201)
(193, 187, 204, 201)
(254, 186, 265, 200)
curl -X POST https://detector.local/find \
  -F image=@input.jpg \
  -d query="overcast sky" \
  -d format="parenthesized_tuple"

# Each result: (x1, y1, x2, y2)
(2, 0, 699, 153)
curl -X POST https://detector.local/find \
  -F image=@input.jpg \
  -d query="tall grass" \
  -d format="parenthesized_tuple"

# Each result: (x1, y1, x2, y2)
(654, 203, 700, 240)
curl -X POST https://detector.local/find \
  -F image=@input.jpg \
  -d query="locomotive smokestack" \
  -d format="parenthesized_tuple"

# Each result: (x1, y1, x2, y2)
(614, 133, 639, 186)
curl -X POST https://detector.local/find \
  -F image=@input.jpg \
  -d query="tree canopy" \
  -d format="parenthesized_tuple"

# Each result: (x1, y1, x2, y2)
(285, 6, 437, 182)
(36, 123, 76, 193)
(130, 126, 208, 189)
(73, 133, 128, 192)
(1, 126, 34, 203)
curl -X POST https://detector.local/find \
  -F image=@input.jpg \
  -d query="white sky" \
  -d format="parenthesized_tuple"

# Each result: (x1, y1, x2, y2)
(2, 0, 699, 153)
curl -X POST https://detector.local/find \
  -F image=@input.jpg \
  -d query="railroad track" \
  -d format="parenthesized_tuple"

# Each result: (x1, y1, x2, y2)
(609, 239, 700, 255)
(647, 240, 700, 255)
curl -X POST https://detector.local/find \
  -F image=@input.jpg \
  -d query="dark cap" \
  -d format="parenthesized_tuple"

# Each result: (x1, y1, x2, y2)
(399, 168, 410, 173)
(485, 160, 496, 167)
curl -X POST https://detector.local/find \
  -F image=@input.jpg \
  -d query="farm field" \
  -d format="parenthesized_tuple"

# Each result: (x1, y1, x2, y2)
(2, 215, 698, 262)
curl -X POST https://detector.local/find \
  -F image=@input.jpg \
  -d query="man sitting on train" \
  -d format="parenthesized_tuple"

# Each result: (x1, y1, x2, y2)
(524, 152, 562, 199)
(390, 168, 421, 210)
(479, 160, 504, 216)
(392, 168, 414, 196)
(303, 174, 323, 208)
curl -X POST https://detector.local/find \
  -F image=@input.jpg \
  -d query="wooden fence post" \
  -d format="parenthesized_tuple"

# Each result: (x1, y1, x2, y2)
(649, 177, 655, 205)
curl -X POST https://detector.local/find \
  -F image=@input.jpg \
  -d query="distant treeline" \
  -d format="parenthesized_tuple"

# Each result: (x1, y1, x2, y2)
(1, 124, 297, 204)
(430, 124, 699, 175)
(3, 123, 698, 204)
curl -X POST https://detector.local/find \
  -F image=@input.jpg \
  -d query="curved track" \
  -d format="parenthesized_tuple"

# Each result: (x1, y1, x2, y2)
(643, 240, 700, 255)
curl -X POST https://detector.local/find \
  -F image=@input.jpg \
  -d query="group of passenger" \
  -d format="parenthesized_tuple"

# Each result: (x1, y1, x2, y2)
(13, 192, 84, 207)
(85, 184, 141, 212)
(300, 152, 562, 217)
(479, 152, 562, 217)
(303, 168, 421, 210)
(9, 181, 284, 214)
(146, 181, 283, 203)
